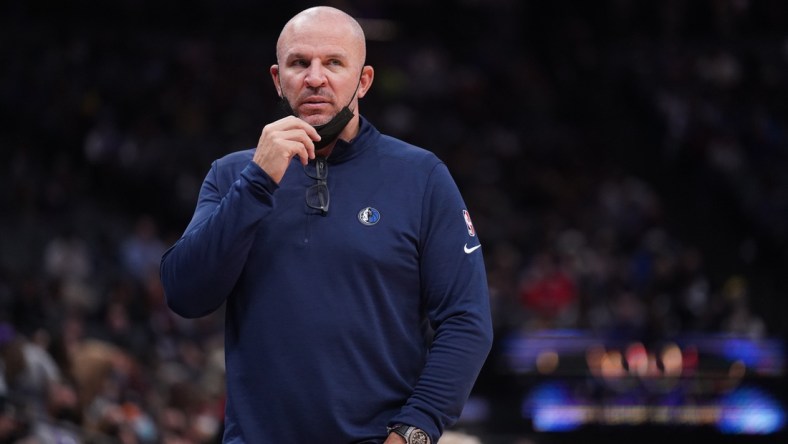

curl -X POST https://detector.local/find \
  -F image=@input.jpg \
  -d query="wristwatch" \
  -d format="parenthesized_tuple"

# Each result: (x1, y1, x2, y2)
(387, 424, 431, 444)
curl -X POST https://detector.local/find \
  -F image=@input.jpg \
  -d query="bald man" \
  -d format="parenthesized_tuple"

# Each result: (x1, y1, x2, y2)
(161, 7, 493, 444)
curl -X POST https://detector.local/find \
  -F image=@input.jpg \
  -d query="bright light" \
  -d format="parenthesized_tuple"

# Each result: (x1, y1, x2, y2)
(718, 387, 786, 434)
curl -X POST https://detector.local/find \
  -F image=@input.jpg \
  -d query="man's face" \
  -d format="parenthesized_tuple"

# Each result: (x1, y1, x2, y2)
(274, 19, 364, 127)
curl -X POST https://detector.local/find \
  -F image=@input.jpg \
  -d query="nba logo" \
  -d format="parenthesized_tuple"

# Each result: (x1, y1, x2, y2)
(463, 210, 476, 237)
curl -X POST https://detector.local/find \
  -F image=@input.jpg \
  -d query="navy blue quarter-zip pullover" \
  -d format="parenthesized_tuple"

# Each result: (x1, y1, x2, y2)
(160, 117, 493, 443)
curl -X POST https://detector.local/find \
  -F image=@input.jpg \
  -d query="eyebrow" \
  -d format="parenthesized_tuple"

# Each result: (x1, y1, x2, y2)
(285, 51, 349, 61)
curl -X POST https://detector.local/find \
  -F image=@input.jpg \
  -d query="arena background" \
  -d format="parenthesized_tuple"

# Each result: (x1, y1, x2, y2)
(1, 0, 786, 443)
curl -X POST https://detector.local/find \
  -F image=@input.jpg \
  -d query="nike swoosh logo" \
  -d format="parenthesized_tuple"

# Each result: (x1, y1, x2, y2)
(464, 243, 481, 254)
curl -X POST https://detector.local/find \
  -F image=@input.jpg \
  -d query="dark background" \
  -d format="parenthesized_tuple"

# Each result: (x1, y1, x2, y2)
(1, 1, 786, 443)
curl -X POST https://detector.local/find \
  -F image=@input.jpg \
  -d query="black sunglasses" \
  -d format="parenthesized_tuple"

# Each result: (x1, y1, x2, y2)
(304, 156, 329, 215)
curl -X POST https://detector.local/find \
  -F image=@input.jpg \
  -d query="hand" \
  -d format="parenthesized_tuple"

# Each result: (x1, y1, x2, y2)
(384, 432, 406, 444)
(253, 115, 321, 183)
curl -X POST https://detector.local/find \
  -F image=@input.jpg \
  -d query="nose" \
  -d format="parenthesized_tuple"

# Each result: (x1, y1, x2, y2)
(304, 60, 327, 88)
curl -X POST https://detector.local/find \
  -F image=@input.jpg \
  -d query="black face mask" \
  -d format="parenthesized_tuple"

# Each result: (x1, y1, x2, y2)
(279, 99, 355, 150)
(278, 73, 362, 150)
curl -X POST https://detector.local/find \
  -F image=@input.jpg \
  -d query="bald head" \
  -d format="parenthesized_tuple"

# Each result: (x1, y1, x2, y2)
(276, 7, 366, 66)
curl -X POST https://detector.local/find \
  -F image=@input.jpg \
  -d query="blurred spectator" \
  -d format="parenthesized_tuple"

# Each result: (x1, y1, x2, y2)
(0, 324, 61, 412)
(120, 215, 167, 284)
(518, 251, 579, 329)
(716, 275, 766, 339)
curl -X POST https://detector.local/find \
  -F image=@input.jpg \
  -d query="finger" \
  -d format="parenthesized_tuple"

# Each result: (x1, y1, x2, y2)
(292, 140, 310, 166)
(285, 133, 317, 165)
(303, 123, 321, 144)
(280, 115, 321, 149)
(274, 129, 316, 161)
(277, 139, 310, 166)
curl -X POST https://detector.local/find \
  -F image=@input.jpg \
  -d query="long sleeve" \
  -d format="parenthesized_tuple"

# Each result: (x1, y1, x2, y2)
(160, 158, 278, 318)
(388, 163, 494, 441)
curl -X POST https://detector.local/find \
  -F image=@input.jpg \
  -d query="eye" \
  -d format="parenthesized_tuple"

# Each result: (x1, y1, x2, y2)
(290, 59, 309, 68)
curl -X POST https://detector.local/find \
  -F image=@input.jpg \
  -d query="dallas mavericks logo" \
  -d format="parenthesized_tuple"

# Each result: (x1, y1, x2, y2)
(358, 207, 381, 226)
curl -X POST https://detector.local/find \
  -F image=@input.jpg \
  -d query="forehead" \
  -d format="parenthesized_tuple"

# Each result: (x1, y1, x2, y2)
(277, 15, 364, 62)
(281, 39, 351, 60)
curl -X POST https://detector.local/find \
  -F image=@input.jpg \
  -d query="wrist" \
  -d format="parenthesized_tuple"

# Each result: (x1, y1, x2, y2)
(386, 432, 407, 444)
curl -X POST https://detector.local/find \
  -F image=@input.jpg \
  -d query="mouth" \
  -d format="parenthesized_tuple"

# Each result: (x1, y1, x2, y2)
(298, 97, 333, 118)
(303, 95, 329, 103)
(301, 95, 332, 106)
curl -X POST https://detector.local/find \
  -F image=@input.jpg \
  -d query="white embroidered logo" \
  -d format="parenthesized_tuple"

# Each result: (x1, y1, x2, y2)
(464, 244, 481, 254)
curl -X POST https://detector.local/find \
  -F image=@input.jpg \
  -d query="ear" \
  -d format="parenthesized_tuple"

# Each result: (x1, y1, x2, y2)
(270, 65, 282, 97)
(357, 65, 374, 99)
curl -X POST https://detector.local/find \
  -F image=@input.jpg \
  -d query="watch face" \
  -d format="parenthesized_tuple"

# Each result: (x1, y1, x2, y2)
(410, 429, 430, 444)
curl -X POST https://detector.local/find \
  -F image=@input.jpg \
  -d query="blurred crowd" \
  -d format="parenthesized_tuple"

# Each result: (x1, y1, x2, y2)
(1, 0, 787, 442)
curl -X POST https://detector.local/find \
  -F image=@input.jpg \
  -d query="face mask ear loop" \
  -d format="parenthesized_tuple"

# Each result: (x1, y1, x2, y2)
(346, 70, 364, 112)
